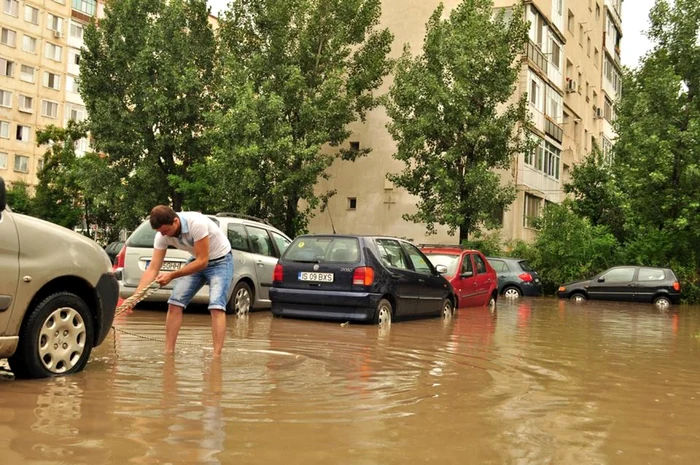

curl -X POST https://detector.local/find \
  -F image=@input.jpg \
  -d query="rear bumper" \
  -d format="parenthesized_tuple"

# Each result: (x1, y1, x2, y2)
(521, 282, 542, 297)
(95, 273, 119, 346)
(270, 288, 382, 322)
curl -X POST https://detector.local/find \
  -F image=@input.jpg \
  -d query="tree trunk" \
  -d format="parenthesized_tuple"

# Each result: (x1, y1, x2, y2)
(459, 226, 468, 244)
(172, 191, 183, 212)
(284, 195, 299, 237)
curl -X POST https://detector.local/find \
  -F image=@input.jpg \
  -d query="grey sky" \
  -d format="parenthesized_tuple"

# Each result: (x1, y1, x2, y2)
(206, 0, 655, 68)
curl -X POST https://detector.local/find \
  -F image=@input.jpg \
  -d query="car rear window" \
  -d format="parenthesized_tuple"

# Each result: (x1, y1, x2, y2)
(284, 237, 360, 263)
(518, 260, 533, 272)
(126, 220, 157, 248)
(424, 254, 459, 275)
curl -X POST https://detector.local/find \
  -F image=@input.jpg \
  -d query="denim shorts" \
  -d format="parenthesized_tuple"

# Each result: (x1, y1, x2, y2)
(168, 252, 234, 311)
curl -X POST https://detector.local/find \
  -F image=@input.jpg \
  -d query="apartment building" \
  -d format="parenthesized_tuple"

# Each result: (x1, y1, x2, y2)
(0, 0, 103, 186)
(306, 0, 623, 243)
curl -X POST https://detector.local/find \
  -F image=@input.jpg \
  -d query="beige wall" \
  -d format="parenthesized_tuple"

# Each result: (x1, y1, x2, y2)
(307, 0, 621, 245)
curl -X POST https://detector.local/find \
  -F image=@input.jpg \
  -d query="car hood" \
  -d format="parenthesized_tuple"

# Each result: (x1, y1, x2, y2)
(561, 279, 591, 289)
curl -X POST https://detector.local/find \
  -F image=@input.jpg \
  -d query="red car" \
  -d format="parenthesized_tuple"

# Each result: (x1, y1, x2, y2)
(419, 244, 498, 309)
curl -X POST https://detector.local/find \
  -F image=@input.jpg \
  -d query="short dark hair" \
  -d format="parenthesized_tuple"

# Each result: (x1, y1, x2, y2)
(149, 205, 177, 229)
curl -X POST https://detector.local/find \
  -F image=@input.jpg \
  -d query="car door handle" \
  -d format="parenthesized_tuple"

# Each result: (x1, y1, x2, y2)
(256, 260, 264, 267)
(418, 279, 425, 283)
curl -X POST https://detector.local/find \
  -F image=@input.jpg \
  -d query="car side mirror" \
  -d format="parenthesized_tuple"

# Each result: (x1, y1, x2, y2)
(597, 277, 605, 283)
(460, 271, 474, 278)
(435, 264, 448, 275)
(0, 177, 5, 213)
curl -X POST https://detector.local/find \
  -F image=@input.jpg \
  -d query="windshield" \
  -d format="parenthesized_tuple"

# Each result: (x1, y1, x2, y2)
(424, 253, 460, 276)
(283, 237, 360, 263)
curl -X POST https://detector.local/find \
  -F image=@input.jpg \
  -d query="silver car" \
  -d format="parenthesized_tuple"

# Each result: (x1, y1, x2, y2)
(117, 213, 292, 314)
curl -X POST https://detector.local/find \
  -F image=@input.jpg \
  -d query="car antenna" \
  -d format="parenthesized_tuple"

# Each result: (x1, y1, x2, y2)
(327, 202, 337, 234)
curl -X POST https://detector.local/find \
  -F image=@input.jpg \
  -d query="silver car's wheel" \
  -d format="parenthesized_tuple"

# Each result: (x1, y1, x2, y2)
(654, 296, 671, 307)
(571, 293, 587, 303)
(227, 281, 253, 315)
(503, 286, 521, 299)
(375, 299, 392, 325)
(38, 307, 87, 373)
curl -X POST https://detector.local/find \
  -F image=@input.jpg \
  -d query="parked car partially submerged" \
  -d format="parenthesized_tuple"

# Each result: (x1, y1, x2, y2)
(0, 177, 118, 378)
(270, 235, 456, 324)
(420, 244, 498, 309)
(486, 257, 542, 298)
(557, 266, 681, 306)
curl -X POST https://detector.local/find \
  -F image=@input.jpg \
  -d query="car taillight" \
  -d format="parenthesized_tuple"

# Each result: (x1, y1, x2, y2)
(518, 273, 533, 282)
(274, 263, 283, 282)
(673, 281, 681, 291)
(353, 267, 375, 286)
(112, 245, 126, 271)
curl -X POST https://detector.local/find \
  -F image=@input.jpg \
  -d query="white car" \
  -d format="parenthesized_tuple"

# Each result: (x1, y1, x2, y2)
(116, 213, 292, 314)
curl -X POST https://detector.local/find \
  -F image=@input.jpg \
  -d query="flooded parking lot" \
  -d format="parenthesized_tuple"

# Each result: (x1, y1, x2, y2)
(2, 298, 700, 464)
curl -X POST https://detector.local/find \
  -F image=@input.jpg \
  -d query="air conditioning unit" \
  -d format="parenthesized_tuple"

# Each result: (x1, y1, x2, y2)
(566, 79, 577, 93)
(53, 30, 62, 39)
(594, 107, 603, 119)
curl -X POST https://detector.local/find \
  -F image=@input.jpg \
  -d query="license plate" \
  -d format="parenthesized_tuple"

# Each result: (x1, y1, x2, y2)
(146, 260, 184, 271)
(298, 272, 334, 282)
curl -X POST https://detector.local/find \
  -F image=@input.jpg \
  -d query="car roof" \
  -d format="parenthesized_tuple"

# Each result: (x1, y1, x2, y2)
(419, 244, 481, 254)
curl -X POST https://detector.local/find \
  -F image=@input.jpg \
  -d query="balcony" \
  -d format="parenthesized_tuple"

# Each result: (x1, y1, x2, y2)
(544, 117, 563, 143)
(527, 41, 548, 75)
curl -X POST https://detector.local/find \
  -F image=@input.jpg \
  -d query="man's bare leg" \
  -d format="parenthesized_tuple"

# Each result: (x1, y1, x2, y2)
(210, 310, 226, 357)
(165, 304, 184, 354)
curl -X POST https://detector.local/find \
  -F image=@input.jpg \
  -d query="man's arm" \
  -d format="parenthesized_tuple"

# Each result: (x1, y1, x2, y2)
(155, 236, 209, 286)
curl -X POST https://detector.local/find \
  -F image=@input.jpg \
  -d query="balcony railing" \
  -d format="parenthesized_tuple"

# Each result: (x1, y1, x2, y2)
(527, 41, 548, 74)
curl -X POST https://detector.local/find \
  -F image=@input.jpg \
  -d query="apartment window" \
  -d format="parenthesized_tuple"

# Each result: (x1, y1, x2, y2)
(69, 48, 80, 65)
(69, 21, 84, 40)
(0, 57, 14, 77)
(604, 96, 615, 122)
(546, 86, 563, 123)
(44, 42, 62, 62)
(14, 154, 29, 173)
(43, 71, 61, 90)
(42, 100, 58, 118)
(554, 0, 562, 15)
(0, 89, 10, 107)
(1, 27, 17, 47)
(72, 0, 97, 16)
(524, 193, 542, 228)
(0, 152, 7, 169)
(22, 35, 37, 53)
(16, 124, 29, 142)
(68, 105, 85, 121)
(0, 120, 8, 138)
(19, 64, 34, 82)
(66, 75, 80, 93)
(347, 197, 357, 210)
(602, 136, 613, 163)
(2, 0, 19, 17)
(24, 4, 38, 24)
(18, 94, 33, 112)
(567, 10, 574, 33)
(37, 156, 44, 172)
(47, 14, 63, 33)
(550, 40, 561, 70)
(543, 141, 561, 178)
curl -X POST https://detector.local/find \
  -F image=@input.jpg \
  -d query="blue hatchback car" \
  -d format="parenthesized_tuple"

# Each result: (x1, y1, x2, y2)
(270, 235, 456, 324)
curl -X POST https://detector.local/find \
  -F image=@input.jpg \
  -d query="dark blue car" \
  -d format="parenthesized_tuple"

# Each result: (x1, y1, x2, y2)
(270, 235, 456, 324)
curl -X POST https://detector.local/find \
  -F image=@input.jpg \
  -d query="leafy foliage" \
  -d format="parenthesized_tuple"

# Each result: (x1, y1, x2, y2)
(386, 0, 530, 241)
(5, 181, 34, 215)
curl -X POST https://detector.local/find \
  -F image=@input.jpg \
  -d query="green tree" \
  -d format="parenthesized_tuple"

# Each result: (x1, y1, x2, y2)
(5, 181, 34, 215)
(613, 0, 700, 266)
(385, 0, 530, 241)
(210, 0, 393, 235)
(80, 0, 217, 213)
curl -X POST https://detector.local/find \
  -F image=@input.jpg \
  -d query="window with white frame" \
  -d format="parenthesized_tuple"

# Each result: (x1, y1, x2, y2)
(20, 64, 34, 82)
(22, 35, 37, 53)
(18, 94, 33, 112)
(550, 39, 561, 70)
(0, 120, 9, 138)
(72, 0, 96, 16)
(42, 100, 58, 118)
(43, 71, 61, 90)
(2, 0, 19, 17)
(68, 104, 85, 121)
(545, 86, 563, 123)
(0, 88, 10, 107)
(66, 75, 80, 93)
(24, 4, 38, 24)
(529, 72, 545, 113)
(604, 55, 622, 94)
(602, 136, 613, 163)
(14, 154, 28, 172)
(604, 96, 615, 122)
(37, 156, 44, 172)
(44, 42, 62, 61)
(47, 14, 63, 33)
(0, 57, 14, 77)
(543, 141, 561, 178)
(16, 124, 29, 142)
(68, 48, 80, 65)
(524, 193, 542, 228)
(75, 137, 89, 153)
(69, 21, 84, 40)
(1, 27, 17, 47)
(0, 151, 7, 169)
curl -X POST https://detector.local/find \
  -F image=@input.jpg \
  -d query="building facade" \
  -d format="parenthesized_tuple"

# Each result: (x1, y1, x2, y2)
(0, 0, 104, 187)
(306, 0, 623, 243)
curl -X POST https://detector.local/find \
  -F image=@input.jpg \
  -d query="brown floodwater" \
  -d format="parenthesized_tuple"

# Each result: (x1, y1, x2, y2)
(1, 298, 700, 464)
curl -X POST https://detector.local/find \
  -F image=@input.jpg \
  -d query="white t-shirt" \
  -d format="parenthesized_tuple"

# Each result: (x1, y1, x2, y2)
(153, 212, 231, 260)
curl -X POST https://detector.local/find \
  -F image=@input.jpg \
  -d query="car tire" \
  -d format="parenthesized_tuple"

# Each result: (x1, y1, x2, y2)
(8, 292, 94, 379)
(488, 293, 497, 309)
(570, 293, 587, 303)
(227, 281, 253, 316)
(503, 286, 522, 299)
(653, 295, 671, 307)
(373, 298, 392, 326)
(441, 298, 454, 319)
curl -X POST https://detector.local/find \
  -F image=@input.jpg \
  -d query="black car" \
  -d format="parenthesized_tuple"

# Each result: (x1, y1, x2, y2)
(270, 235, 456, 324)
(557, 266, 681, 306)
(104, 240, 125, 264)
(486, 257, 542, 298)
